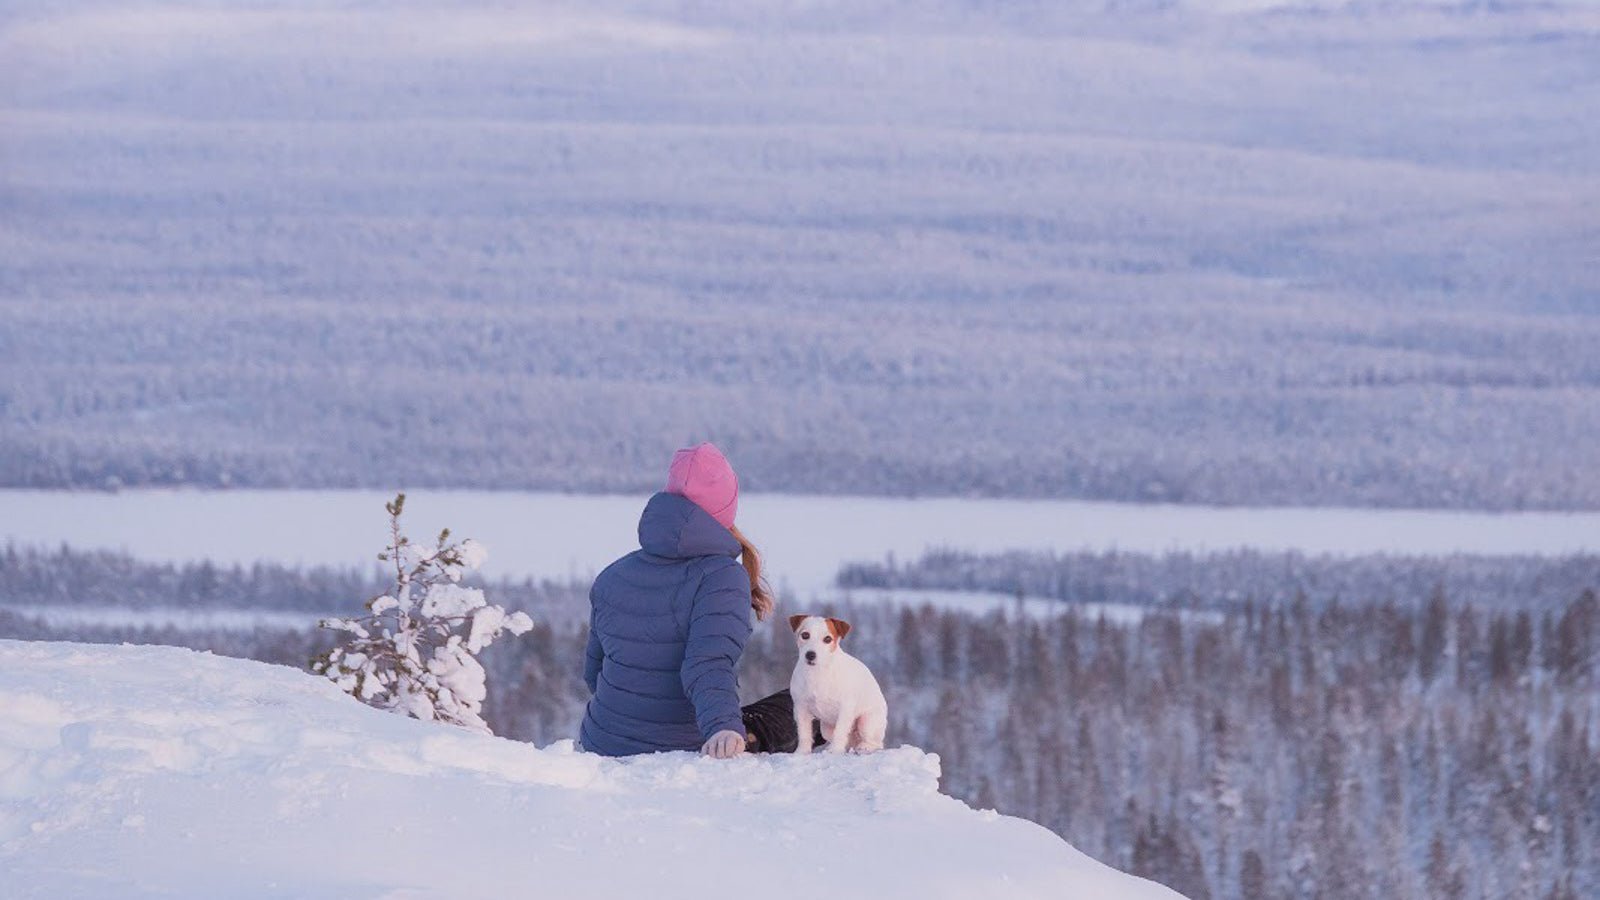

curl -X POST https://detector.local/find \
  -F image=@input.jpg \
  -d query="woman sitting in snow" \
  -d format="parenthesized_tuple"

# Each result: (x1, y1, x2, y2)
(578, 442, 799, 758)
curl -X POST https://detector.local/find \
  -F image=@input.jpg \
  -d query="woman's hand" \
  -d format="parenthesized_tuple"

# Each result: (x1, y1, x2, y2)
(701, 730, 747, 759)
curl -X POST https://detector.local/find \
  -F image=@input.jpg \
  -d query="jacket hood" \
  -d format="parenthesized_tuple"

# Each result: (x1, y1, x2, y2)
(637, 492, 741, 560)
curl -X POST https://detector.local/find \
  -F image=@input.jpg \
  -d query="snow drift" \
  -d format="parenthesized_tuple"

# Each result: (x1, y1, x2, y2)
(0, 640, 1180, 899)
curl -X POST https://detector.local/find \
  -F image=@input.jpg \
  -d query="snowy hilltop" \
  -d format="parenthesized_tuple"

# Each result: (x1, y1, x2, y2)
(0, 640, 1182, 899)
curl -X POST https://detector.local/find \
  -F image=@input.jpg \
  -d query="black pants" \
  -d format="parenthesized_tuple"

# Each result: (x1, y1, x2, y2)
(740, 689, 826, 754)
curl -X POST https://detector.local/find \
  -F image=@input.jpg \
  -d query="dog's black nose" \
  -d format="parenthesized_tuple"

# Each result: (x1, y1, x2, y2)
(805, 650, 816, 662)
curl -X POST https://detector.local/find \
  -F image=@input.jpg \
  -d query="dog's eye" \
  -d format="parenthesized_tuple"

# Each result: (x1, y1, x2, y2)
(823, 636, 833, 644)
(800, 632, 810, 640)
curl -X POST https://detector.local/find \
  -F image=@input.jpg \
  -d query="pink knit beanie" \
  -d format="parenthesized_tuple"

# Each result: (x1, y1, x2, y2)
(665, 442, 739, 529)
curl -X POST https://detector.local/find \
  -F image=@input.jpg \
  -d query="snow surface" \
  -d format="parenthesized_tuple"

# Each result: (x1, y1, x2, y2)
(0, 640, 1180, 899)
(2, 489, 1597, 595)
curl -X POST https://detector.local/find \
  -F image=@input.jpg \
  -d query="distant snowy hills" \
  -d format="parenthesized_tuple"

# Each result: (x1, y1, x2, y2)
(0, 640, 1182, 899)
(2, 0, 1596, 508)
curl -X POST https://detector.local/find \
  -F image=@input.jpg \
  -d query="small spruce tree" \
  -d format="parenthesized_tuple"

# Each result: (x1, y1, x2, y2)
(312, 493, 532, 734)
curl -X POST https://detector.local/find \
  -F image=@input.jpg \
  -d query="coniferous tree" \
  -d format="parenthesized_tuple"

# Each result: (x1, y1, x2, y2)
(311, 494, 532, 733)
(1239, 850, 1268, 900)
(1552, 590, 1598, 684)
(1419, 586, 1450, 685)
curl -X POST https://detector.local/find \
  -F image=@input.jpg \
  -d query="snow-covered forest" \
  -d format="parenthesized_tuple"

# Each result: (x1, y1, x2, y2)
(4, 546, 1594, 899)
(5, 294, 1597, 509)
(3, 0, 1598, 509)
(840, 548, 1600, 613)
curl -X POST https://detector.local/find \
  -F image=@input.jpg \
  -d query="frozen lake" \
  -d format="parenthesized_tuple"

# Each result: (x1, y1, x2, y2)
(2, 490, 1597, 596)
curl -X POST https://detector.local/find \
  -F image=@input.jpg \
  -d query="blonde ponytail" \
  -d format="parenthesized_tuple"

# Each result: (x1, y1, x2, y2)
(728, 525, 775, 621)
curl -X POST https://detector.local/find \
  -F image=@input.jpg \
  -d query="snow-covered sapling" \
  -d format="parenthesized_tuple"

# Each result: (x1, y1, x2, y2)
(312, 493, 532, 734)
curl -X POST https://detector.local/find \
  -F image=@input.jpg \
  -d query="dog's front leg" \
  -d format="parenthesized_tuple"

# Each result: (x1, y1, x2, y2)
(795, 705, 816, 755)
(826, 702, 856, 754)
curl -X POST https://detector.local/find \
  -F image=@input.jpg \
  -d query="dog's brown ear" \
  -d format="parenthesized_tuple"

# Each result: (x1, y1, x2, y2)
(826, 618, 852, 640)
(788, 614, 808, 632)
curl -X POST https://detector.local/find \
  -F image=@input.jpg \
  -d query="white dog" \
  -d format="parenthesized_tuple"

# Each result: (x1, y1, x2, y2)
(789, 615, 887, 754)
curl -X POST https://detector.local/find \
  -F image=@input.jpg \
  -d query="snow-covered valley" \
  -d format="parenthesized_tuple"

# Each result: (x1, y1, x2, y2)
(0, 640, 1179, 899)
(4, 0, 1599, 509)
(1, 0, 1595, 895)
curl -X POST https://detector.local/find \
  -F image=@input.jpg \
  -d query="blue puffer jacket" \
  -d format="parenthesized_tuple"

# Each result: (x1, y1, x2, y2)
(578, 491, 753, 756)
